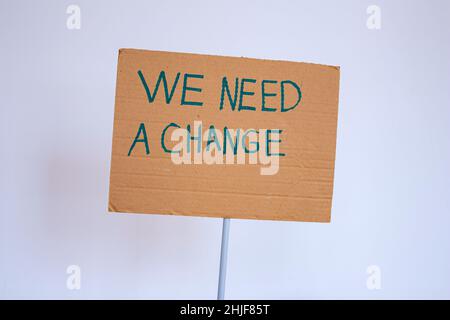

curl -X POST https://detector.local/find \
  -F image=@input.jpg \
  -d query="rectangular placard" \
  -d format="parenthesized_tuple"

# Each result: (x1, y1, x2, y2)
(108, 49, 340, 222)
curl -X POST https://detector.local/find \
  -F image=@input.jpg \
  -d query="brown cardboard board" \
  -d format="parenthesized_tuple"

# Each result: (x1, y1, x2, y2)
(108, 49, 340, 222)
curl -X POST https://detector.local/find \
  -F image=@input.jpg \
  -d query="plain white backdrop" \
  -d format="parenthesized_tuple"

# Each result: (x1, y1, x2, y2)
(1, 0, 450, 299)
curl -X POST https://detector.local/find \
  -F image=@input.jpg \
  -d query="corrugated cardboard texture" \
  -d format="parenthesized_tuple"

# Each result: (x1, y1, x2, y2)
(109, 49, 340, 222)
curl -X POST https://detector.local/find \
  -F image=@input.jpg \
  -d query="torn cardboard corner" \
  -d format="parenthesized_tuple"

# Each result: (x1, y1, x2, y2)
(108, 49, 340, 222)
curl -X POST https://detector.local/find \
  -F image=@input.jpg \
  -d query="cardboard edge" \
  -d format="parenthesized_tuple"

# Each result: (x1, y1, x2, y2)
(107, 208, 332, 223)
(106, 50, 124, 215)
(117, 48, 341, 70)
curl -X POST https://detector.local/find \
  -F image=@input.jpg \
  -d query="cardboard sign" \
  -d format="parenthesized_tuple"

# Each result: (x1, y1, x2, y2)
(108, 49, 340, 222)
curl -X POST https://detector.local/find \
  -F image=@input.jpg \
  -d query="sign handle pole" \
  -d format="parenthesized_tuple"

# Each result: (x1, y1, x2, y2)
(217, 218, 231, 300)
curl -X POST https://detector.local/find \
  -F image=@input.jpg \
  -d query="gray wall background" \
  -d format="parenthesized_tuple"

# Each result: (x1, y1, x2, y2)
(1, 0, 450, 299)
